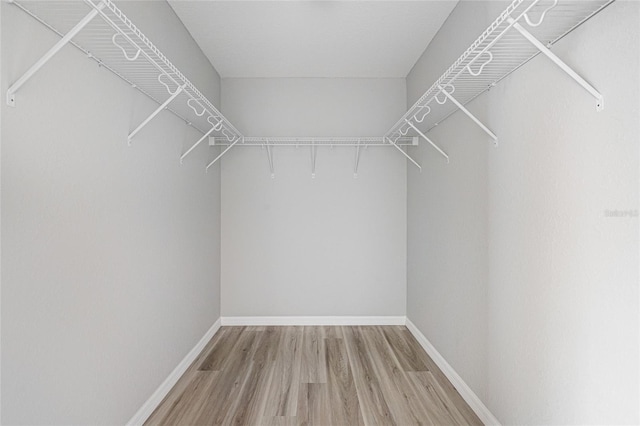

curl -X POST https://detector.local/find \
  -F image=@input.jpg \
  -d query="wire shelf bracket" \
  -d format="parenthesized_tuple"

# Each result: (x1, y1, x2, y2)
(507, 17, 604, 111)
(264, 139, 275, 178)
(181, 117, 223, 164)
(353, 139, 362, 178)
(436, 84, 498, 145)
(6, 2, 105, 107)
(385, 137, 422, 171)
(405, 120, 449, 163)
(206, 136, 242, 172)
(310, 140, 317, 178)
(128, 83, 185, 144)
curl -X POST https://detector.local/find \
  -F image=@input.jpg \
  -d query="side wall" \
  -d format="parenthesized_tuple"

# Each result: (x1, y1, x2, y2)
(1, 2, 223, 424)
(406, 0, 493, 403)
(220, 78, 407, 318)
(406, 1, 639, 424)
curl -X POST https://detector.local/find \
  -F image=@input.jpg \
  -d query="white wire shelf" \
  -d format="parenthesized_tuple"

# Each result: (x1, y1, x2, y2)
(7, 0, 613, 174)
(8, 0, 242, 141)
(205, 137, 418, 177)
(210, 137, 417, 147)
(386, 0, 613, 146)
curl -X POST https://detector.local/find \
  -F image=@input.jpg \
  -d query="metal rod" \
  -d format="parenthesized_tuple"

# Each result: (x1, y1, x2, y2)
(6, 2, 105, 106)
(209, 142, 412, 147)
(209, 136, 414, 146)
(384, 137, 422, 171)
(180, 125, 217, 163)
(508, 17, 604, 111)
(206, 137, 241, 171)
(405, 120, 449, 163)
(437, 84, 498, 143)
(128, 84, 185, 144)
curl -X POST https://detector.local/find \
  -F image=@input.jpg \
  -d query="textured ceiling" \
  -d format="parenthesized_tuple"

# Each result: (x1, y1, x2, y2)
(167, 1, 458, 78)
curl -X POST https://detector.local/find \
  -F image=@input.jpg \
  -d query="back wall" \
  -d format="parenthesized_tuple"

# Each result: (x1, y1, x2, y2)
(220, 78, 407, 318)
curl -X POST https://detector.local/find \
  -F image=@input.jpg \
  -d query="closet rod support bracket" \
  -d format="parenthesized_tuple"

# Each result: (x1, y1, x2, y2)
(206, 136, 242, 172)
(385, 137, 422, 171)
(310, 141, 317, 178)
(128, 84, 185, 144)
(353, 140, 362, 178)
(6, 1, 106, 107)
(508, 17, 604, 111)
(405, 120, 449, 163)
(180, 120, 221, 163)
(264, 139, 275, 178)
(437, 85, 498, 145)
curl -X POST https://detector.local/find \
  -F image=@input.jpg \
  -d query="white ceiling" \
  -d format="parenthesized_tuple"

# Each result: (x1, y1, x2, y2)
(167, 1, 458, 79)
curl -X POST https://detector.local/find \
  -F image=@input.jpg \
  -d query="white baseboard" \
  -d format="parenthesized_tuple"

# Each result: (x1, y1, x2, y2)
(127, 318, 222, 426)
(220, 316, 407, 326)
(405, 318, 500, 426)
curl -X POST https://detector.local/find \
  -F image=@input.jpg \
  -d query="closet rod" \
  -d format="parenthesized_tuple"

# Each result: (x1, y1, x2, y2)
(209, 137, 418, 147)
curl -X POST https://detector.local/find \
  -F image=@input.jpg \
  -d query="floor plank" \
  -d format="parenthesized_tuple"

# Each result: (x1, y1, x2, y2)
(325, 337, 364, 426)
(228, 328, 278, 425)
(408, 371, 469, 425)
(262, 327, 304, 417)
(300, 326, 328, 384)
(307, 383, 330, 426)
(146, 371, 218, 426)
(342, 327, 396, 425)
(198, 326, 246, 371)
(146, 325, 484, 426)
(362, 327, 434, 425)
(192, 330, 261, 425)
(383, 327, 482, 425)
(380, 326, 428, 372)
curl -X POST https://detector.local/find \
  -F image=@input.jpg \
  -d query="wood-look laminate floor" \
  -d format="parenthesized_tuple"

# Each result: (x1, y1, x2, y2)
(146, 326, 483, 426)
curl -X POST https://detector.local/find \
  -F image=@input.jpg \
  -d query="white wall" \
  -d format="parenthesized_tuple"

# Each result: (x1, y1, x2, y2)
(220, 78, 407, 317)
(0, 0, 3, 421)
(485, 2, 639, 423)
(406, 0, 494, 404)
(1, 1, 223, 424)
(407, 1, 639, 424)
